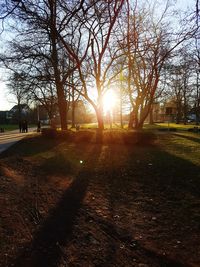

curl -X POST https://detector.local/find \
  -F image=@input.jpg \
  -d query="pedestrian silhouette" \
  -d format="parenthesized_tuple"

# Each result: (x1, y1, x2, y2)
(19, 121, 22, 133)
(37, 120, 41, 132)
(22, 120, 28, 133)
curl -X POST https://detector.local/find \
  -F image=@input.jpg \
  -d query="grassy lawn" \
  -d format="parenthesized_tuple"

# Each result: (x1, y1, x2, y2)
(0, 124, 19, 131)
(78, 122, 197, 131)
(0, 124, 36, 132)
(0, 130, 199, 267)
(146, 122, 198, 131)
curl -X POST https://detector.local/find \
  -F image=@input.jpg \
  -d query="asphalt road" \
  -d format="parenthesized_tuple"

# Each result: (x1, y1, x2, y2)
(0, 128, 37, 154)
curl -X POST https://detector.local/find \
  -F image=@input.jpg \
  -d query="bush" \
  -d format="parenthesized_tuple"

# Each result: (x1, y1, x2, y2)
(123, 131, 156, 145)
(188, 127, 200, 133)
(158, 128, 177, 132)
(41, 128, 156, 145)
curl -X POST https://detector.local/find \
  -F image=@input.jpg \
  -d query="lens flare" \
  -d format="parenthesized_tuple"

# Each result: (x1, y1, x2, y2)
(103, 90, 116, 113)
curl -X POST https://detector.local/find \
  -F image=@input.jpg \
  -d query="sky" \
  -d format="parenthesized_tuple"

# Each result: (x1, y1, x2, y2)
(0, 0, 197, 111)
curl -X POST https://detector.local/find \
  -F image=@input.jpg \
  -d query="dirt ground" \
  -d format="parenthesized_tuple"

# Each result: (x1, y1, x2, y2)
(0, 134, 200, 267)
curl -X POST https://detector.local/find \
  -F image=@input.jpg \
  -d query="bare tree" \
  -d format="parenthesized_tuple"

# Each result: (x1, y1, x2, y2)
(122, 0, 198, 129)
(58, 0, 125, 130)
(7, 72, 28, 122)
(0, 0, 91, 130)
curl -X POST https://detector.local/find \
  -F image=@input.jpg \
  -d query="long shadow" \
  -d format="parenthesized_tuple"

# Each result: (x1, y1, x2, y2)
(8, 144, 102, 267)
(5, 140, 200, 266)
(0, 135, 61, 159)
(126, 143, 200, 197)
(90, 144, 200, 266)
(172, 132, 200, 145)
(83, 204, 190, 267)
(11, 172, 88, 267)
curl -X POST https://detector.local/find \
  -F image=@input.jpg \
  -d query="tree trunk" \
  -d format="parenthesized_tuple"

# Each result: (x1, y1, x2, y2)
(96, 108, 104, 130)
(128, 110, 134, 129)
(71, 87, 76, 128)
(50, 0, 67, 131)
(136, 121, 144, 129)
(176, 103, 182, 124)
(96, 90, 104, 130)
(149, 107, 154, 125)
(18, 101, 22, 122)
(71, 101, 76, 128)
(135, 102, 152, 130)
(57, 84, 67, 130)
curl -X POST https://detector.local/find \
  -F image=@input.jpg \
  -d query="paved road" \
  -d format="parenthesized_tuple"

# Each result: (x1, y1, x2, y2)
(0, 128, 37, 154)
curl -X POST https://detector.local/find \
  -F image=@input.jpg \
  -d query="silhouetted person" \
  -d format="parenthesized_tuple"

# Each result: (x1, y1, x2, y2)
(37, 120, 41, 132)
(25, 120, 28, 132)
(19, 121, 22, 133)
(22, 120, 28, 133)
(21, 121, 25, 133)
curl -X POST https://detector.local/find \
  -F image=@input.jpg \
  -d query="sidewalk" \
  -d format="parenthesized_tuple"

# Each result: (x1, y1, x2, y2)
(0, 128, 38, 154)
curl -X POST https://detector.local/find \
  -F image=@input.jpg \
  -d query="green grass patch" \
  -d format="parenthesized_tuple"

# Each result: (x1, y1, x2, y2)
(0, 124, 19, 131)
(0, 124, 36, 132)
(159, 132, 200, 166)
(145, 122, 197, 131)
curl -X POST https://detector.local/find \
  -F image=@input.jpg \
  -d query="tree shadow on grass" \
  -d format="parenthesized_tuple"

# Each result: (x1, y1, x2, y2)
(172, 132, 200, 145)
(90, 144, 200, 267)
(5, 141, 200, 267)
(0, 135, 62, 158)
(10, 172, 88, 267)
(8, 144, 102, 267)
(83, 205, 189, 267)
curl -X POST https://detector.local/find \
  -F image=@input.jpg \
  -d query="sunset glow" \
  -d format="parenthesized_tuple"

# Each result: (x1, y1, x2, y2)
(103, 90, 117, 113)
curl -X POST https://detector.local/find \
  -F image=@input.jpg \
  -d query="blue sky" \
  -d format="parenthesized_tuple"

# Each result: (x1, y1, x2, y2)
(0, 0, 197, 111)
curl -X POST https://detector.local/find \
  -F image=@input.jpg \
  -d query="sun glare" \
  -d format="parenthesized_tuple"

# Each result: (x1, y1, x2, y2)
(103, 90, 116, 113)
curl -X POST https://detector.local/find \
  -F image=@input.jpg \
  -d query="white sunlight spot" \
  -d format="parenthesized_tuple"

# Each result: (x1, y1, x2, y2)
(103, 90, 117, 113)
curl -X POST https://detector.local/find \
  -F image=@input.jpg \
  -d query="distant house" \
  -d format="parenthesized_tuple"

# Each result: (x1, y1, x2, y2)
(7, 104, 30, 123)
(188, 106, 200, 122)
(148, 100, 177, 123)
(9, 104, 29, 115)
(160, 100, 177, 122)
(0, 111, 8, 124)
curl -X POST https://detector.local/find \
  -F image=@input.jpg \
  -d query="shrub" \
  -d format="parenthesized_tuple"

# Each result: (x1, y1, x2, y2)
(188, 127, 200, 133)
(123, 131, 156, 145)
(158, 128, 177, 132)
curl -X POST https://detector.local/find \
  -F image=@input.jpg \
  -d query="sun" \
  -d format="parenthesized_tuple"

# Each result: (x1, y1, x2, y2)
(103, 90, 117, 113)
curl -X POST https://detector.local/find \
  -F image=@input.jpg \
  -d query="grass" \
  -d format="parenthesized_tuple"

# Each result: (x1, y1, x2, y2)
(0, 130, 200, 266)
(0, 124, 36, 131)
(146, 122, 198, 131)
(159, 131, 200, 166)
(70, 122, 198, 131)
(0, 124, 19, 131)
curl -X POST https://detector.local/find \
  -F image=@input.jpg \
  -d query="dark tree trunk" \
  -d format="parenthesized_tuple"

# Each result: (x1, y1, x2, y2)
(96, 91, 104, 130)
(149, 107, 154, 125)
(71, 88, 76, 128)
(96, 109, 104, 130)
(71, 101, 76, 128)
(50, 0, 67, 131)
(57, 88, 68, 130)
(128, 110, 134, 129)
